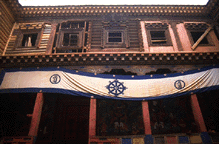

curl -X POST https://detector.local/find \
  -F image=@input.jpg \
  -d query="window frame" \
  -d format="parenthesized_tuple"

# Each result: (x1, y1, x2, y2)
(187, 29, 214, 46)
(57, 28, 84, 50)
(107, 31, 123, 43)
(14, 29, 42, 48)
(102, 26, 129, 48)
(63, 33, 79, 46)
(185, 23, 215, 46)
(146, 28, 172, 46)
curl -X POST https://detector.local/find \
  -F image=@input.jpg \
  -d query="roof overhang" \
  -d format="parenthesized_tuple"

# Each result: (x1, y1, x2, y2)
(3, 0, 218, 19)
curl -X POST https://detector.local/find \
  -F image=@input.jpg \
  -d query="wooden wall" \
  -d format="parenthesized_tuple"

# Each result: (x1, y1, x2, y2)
(90, 20, 142, 51)
(0, 1, 15, 55)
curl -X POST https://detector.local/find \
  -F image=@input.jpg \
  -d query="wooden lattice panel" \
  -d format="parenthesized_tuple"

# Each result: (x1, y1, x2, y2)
(184, 23, 209, 30)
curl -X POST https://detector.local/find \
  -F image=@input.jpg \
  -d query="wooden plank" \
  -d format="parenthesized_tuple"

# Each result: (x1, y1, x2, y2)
(90, 37, 101, 41)
(0, 4, 14, 24)
(0, 1, 15, 23)
(0, 43, 5, 51)
(6, 36, 17, 50)
(0, 20, 12, 36)
(0, 19, 13, 36)
(5, 50, 46, 54)
(39, 25, 52, 49)
(0, 39, 7, 47)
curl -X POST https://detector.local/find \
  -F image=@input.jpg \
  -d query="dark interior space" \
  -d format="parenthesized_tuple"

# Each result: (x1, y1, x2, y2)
(0, 93, 36, 138)
(149, 96, 197, 135)
(36, 94, 90, 144)
(96, 99, 144, 136)
(102, 69, 137, 75)
(21, 34, 38, 47)
(197, 90, 219, 132)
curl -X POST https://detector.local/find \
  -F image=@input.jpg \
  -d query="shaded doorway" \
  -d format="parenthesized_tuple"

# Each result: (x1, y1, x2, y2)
(37, 94, 90, 144)
(0, 93, 36, 138)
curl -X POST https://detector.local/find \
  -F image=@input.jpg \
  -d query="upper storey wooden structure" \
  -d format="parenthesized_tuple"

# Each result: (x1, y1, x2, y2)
(0, 0, 219, 68)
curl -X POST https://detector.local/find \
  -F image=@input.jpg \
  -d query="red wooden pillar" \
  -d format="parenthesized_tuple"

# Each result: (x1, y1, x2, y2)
(28, 92, 44, 136)
(191, 94, 207, 132)
(142, 100, 152, 135)
(89, 97, 96, 142)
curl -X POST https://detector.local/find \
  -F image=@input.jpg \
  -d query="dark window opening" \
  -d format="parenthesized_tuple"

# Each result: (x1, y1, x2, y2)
(191, 31, 209, 44)
(97, 99, 144, 136)
(102, 69, 137, 75)
(21, 33, 38, 47)
(213, 26, 219, 40)
(145, 68, 176, 75)
(84, 33, 88, 46)
(61, 22, 85, 29)
(108, 32, 122, 42)
(56, 24, 60, 32)
(86, 22, 89, 31)
(150, 31, 167, 44)
(63, 33, 78, 46)
(56, 49, 86, 53)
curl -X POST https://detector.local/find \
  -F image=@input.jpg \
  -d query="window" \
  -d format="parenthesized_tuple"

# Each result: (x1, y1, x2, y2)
(145, 23, 172, 46)
(55, 21, 89, 53)
(14, 29, 42, 48)
(150, 31, 167, 44)
(63, 33, 78, 46)
(58, 29, 83, 50)
(190, 31, 209, 44)
(185, 23, 214, 46)
(108, 32, 122, 42)
(21, 33, 38, 47)
(101, 21, 129, 48)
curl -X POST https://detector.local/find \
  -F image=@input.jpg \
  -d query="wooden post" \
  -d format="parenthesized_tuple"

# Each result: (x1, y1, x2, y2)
(89, 97, 96, 141)
(28, 93, 44, 136)
(190, 94, 207, 132)
(142, 100, 152, 135)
